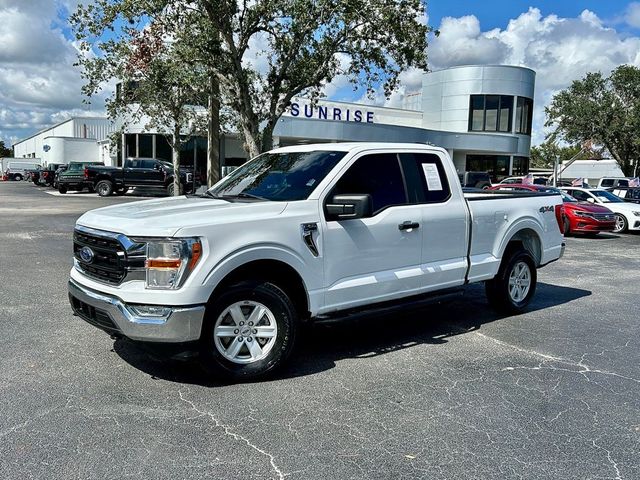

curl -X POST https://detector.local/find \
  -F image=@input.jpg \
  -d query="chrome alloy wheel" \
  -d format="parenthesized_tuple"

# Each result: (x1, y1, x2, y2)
(613, 214, 626, 233)
(508, 261, 531, 303)
(98, 183, 110, 196)
(213, 301, 278, 364)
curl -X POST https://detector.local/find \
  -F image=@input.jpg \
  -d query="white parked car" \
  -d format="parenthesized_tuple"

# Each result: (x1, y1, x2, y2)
(68, 143, 565, 380)
(561, 187, 640, 233)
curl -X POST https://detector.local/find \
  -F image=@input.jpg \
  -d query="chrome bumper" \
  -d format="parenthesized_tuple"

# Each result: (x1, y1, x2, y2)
(68, 279, 205, 343)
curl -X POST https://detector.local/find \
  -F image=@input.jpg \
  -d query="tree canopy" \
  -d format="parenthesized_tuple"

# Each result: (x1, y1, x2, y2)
(72, 0, 433, 159)
(530, 140, 602, 169)
(0, 141, 12, 158)
(545, 65, 640, 176)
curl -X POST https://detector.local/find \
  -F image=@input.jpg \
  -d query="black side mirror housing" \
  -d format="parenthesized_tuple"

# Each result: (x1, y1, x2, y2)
(326, 194, 372, 220)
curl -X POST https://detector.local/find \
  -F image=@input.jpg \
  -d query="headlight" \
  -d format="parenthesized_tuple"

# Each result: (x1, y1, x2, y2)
(145, 239, 202, 289)
(573, 211, 591, 218)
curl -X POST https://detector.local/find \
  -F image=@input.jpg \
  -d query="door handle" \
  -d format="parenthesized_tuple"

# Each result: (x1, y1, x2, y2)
(398, 221, 420, 231)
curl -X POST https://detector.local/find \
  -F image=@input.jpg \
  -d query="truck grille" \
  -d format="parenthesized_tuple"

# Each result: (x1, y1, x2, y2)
(591, 213, 615, 222)
(73, 230, 126, 284)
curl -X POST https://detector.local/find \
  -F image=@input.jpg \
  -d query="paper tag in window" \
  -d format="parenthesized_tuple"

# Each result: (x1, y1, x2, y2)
(421, 163, 443, 191)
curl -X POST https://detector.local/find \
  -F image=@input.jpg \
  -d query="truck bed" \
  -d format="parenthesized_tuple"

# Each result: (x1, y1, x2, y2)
(463, 190, 564, 283)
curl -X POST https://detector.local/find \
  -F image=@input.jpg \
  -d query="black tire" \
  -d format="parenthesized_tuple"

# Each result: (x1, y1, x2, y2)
(96, 180, 113, 197)
(58, 185, 67, 194)
(167, 183, 176, 196)
(200, 281, 298, 381)
(14, 174, 23, 181)
(485, 248, 537, 314)
(613, 214, 628, 234)
(562, 215, 571, 236)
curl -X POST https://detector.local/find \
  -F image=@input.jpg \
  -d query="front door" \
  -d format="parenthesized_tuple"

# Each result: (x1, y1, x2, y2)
(321, 152, 424, 312)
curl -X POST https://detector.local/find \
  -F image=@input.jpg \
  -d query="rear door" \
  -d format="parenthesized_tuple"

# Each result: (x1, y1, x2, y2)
(401, 152, 469, 291)
(124, 159, 147, 185)
(321, 152, 424, 311)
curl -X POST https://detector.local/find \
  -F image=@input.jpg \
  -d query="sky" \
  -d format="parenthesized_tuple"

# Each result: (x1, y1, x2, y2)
(1, 0, 640, 149)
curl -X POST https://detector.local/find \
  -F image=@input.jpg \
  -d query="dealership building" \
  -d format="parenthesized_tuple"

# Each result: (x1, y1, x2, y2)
(13, 65, 535, 182)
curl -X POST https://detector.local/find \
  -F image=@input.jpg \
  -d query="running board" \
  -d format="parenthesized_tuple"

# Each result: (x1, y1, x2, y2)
(313, 288, 466, 324)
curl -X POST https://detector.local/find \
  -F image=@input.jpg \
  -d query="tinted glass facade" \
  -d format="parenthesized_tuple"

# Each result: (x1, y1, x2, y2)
(515, 97, 533, 135)
(466, 154, 510, 183)
(468, 95, 513, 133)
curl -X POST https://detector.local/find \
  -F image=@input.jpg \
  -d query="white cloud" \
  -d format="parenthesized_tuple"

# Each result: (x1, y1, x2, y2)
(378, 7, 640, 145)
(625, 2, 640, 28)
(0, 0, 102, 148)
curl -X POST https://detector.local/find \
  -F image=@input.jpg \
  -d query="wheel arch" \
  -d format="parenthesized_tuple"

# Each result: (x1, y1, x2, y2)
(206, 258, 310, 321)
(498, 224, 543, 266)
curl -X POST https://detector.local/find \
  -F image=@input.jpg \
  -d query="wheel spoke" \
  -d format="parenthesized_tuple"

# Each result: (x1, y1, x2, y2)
(228, 305, 246, 325)
(247, 305, 266, 325)
(225, 338, 244, 359)
(215, 326, 237, 338)
(254, 326, 277, 338)
(246, 340, 263, 360)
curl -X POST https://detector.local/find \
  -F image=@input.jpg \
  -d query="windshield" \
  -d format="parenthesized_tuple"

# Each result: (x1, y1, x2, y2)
(591, 190, 624, 203)
(208, 151, 347, 201)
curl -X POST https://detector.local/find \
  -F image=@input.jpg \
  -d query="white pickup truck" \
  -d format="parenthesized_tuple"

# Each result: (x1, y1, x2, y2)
(68, 143, 565, 380)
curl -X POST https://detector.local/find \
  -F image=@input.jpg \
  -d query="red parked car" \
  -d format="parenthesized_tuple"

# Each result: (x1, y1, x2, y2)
(489, 184, 616, 235)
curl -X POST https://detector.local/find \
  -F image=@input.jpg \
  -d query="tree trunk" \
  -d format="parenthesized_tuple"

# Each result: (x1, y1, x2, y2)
(207, 74, 220, 188)
(260, 119, 277, 153)
(172, 127, 181, 196)
(240, 115, 261, 158)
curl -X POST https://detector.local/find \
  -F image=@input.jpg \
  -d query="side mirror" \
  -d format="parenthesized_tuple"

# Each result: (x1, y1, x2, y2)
(326, 194, 372, 220)
(587, 197, 595, 203)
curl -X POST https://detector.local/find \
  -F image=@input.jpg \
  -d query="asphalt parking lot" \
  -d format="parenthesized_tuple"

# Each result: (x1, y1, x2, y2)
(1, 181, 639, 480)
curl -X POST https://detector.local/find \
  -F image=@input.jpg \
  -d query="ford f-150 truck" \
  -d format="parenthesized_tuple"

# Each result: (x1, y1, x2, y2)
(85, 157, 195, 196)
(68, 143, 565, 380)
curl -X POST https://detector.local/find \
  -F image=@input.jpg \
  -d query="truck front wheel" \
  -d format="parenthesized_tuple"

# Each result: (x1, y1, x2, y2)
(96, 180, 113, 197)
(200, 281, 298, 381)
(485, 249, 537, 314)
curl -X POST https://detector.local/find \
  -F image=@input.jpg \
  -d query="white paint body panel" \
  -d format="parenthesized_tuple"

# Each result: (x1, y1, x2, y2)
(72, 143, 564, 321)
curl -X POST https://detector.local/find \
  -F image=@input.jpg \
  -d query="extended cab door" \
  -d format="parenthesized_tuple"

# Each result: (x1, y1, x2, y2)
(321, 152, 425, 311)
(401, 152, 468, 291)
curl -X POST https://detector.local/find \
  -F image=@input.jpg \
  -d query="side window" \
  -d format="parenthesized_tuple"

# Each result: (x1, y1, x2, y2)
(600, 179, 613, 187)
(330, 153, 408, 214)
(400, 153, 451, 203)
(571, 190, 588, 201)
(128, 159, 141, 169)
(142, 159, 156, 169)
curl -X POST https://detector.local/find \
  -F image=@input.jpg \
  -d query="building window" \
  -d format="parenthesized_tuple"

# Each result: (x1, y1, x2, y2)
(465, 154, 510, 183)
(512, 156, 530, 176)
(125, 134, 137, 158)
(138, 134, 153, 158)
(468, 95, 513, 133)
(515, 97, 533, 135)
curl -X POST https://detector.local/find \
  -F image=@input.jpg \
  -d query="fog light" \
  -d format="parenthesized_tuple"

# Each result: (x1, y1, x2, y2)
(129, 305, 172, 318)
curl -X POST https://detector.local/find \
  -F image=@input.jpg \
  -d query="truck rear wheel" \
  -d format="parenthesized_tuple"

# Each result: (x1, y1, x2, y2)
(200, 281, 298, 381)
(485, 249, 537, 314)
(96, 180, 113, 197)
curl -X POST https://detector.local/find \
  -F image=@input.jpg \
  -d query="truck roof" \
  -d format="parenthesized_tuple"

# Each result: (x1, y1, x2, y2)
(270, 142, 445, 154)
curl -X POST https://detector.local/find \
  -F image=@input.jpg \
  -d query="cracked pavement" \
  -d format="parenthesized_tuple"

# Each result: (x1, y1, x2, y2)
(1, 182, 638, 479)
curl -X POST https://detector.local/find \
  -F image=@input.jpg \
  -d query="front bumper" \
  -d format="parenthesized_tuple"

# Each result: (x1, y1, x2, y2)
(68, 279, 205, 343)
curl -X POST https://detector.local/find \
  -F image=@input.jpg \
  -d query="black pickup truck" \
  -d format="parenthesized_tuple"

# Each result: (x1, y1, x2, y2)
(85, 157, 196, 196)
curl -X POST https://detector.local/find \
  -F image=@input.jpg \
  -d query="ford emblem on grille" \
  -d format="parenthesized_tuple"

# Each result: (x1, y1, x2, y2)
(79, 246, 95, 264)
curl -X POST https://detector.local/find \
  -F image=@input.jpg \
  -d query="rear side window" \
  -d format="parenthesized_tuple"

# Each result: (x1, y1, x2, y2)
(400, 153, 451, 203)
(600, 179, 614, 187)
(331, 153, 408, 214)
(142, 160, 157, 169)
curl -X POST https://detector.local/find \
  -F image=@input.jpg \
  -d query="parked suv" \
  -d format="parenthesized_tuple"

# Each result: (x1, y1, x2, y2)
(68, 143, 565, 381)
(458, 171, 491, 189)
(58, 162, 104, 194)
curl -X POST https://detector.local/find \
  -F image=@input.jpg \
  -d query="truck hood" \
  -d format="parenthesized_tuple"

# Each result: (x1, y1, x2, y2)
(76, 196, 288, 237)
(569, 202, 613, 213)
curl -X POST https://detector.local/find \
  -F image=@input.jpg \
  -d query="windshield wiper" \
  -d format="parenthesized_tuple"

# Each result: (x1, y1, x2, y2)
(234, 192, 267, 200)
(200, 191, 232, 201)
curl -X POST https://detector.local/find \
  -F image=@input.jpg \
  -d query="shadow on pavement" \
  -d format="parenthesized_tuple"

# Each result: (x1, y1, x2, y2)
(113, 282, 591, 387)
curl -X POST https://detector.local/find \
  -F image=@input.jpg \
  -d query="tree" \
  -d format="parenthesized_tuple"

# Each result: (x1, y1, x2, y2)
(74, 13, 208, 195)
(0, 141, 12, 158)
(530, 140, 601, 169)
(72, 0, 432, 161)
(545, 65, 640, 176)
